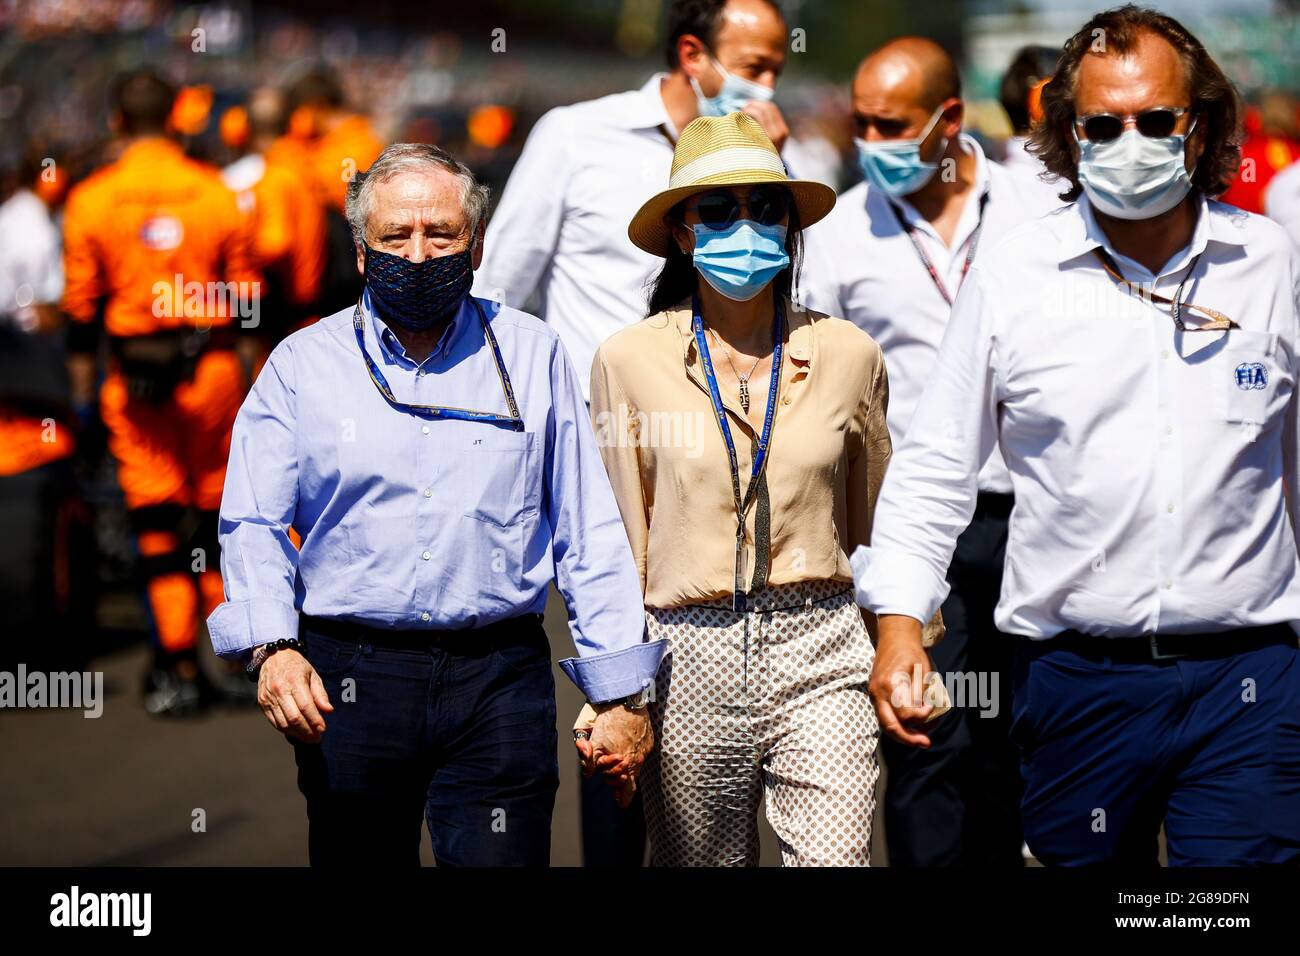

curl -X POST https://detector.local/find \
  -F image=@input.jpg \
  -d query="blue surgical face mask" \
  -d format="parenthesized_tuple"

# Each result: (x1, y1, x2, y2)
(854, 105, 948, 198)
(1074, 120, 1197, 220)
(691, 56, 775, 117)
(691, 220, 790, 301)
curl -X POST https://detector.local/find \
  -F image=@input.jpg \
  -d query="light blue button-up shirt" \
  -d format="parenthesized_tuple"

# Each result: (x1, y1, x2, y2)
(207, 291, 664, 703)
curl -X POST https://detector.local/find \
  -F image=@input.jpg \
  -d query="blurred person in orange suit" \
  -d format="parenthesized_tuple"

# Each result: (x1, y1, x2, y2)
(0, 149, 95, 674)
(1218, 90, 1300, 214)
(222, 87, 327, 366)
(61, 70, 262, 715)
(285, 68, 384, 316)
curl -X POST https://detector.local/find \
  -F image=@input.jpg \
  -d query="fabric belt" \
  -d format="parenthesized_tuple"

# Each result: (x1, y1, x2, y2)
(1027, 622, 1297, 663)
(299, 612, 545, 651)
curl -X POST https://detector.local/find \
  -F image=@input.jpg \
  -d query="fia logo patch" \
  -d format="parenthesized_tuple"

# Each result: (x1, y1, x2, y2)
(1235, 362, 1267, 390)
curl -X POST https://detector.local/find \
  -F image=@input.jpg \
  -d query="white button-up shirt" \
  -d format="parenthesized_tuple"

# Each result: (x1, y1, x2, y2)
(853, 194, 1300, 638)
(801, 136, 1057, 493)
(473, 74, 677, 401)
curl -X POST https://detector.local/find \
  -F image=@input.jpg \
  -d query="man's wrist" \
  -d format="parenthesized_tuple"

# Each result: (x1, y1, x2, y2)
(595, 684, 651, 713)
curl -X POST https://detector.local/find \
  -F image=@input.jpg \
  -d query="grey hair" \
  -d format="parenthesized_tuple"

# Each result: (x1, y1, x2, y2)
(344, 142, 491, 251)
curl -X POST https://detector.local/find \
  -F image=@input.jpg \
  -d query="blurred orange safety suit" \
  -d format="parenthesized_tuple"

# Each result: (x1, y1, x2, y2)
(225, 136, 327, 346)
(62, 136, 260, 655)
(311, 113, 384, 212)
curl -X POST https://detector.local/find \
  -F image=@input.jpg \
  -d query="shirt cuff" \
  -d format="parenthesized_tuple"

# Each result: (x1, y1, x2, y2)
(558, 639, 667, 703)
(850, 545, 951, 626)
(206, 598, 300, 659)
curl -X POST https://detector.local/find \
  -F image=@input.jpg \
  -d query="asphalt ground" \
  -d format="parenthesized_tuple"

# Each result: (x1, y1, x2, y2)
(3, 587, 897, 866)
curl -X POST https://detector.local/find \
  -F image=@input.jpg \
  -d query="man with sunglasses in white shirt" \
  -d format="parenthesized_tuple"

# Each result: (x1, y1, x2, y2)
(854, 6, 1300, 866)
(801, 36, 1056, 868)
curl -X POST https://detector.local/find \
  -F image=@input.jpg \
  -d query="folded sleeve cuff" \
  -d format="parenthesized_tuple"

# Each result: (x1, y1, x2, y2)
(558, 639, 667, 703)
(850, 545, 951, 627)
(206, 598, 300, 659)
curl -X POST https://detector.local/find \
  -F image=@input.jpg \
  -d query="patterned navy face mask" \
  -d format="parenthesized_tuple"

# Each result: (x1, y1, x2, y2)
(363, 244, 474, 332)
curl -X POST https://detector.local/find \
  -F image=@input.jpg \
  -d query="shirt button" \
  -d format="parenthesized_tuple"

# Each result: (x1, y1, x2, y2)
(1164, 424, 1173, 436)
(782, 395, 791, 405)
(423, 488, 433, 498)
(421, 550, 431, 560)
(1161, 349, 1171, 360)
(1167, 503, 1175, 513)
(420, 611, 431, 622)
(421, 425, 430, 435)
(1162, 580, 1173, 590)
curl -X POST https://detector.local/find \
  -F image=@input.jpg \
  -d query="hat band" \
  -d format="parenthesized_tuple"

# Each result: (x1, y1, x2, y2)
(669, 147, 787, 189)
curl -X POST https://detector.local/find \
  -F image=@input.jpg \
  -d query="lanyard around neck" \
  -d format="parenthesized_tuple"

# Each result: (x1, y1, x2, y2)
(888, 191, 989, 306)
(353, 296, 525, 431)
(692, 293, 784, 611)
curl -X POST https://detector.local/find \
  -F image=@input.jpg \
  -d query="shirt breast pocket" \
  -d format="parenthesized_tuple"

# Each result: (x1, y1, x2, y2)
(440, 428, 540, 606)
(456, 428, 539, 528)
(1211, 330, 1291, 437)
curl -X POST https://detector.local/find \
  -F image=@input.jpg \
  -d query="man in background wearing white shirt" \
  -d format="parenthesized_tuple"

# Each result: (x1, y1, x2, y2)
(801, 36, 1055, 868)
(855, 6, 1300, 866)
(473, 0, 794, 867)
(1265, 156, 1300, 249)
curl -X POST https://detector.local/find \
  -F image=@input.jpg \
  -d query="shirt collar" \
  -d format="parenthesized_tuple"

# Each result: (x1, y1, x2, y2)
(672, 296, 815, 368)
(886, 134, 990, 234)
(610, 73, 675, 135)
(361, 287, 467, 369)
(1056, 192, 1249, 275)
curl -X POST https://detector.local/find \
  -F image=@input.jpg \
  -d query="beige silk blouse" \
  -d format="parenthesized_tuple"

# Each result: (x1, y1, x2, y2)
(590, 297, 918, 637)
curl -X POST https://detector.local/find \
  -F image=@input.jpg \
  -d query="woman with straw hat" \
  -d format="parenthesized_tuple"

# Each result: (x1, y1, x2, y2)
(584, 112, 910, 866)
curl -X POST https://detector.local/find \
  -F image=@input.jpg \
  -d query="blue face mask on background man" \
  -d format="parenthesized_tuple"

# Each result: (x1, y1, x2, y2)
(1074, 120, 1197, 220)
(692, 56, 775, 117)
(691, 220, 789, 301)
(854, 105, 948, 198)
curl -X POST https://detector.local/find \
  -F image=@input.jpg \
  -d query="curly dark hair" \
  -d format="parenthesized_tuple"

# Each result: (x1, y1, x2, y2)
(1029, 4, 1242, 202)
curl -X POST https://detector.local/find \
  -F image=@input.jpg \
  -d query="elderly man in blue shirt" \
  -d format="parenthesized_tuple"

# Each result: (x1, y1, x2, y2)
(207, 142, 664, 867)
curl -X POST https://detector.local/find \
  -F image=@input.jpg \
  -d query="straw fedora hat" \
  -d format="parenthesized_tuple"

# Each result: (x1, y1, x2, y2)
(628, 111, 836, 257)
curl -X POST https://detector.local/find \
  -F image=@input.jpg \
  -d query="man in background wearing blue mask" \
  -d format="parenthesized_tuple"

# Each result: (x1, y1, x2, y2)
(801, 36, 1054, 869)
(855, 6, 1300, 866)
(474, 0, 791, 867)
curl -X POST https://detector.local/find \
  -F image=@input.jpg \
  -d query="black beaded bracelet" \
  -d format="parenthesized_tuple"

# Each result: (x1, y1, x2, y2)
(245, 637, 307, 681)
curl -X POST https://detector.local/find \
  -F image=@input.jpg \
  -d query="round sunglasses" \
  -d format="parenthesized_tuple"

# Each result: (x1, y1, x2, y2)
(684, 186, 792, 230)
(1074, 106, 1192, 143)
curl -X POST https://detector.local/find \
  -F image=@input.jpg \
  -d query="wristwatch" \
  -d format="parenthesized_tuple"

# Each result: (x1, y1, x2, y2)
(618, 685, 653, 711)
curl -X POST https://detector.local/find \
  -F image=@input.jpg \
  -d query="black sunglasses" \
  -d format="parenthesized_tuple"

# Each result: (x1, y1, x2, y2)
(1075, 107, 1191, 143)
(685, 186, 792, 230)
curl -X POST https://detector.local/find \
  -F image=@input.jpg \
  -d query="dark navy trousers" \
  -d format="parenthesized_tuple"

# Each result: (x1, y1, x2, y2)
(1010, 629, 1300, 866)
(290, 614, 559, 867)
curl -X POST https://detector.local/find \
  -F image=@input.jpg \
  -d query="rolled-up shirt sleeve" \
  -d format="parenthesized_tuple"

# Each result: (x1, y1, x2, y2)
(851, 265, 1002, 625)
(206, 341, 301, 658)
(547, 335, 665, 702)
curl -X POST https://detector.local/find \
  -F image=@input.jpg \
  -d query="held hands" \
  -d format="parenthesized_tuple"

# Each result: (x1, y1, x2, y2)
(574, 701, 655, 809)
(258, 650, 334, 743)
(868, 614, 951, 749)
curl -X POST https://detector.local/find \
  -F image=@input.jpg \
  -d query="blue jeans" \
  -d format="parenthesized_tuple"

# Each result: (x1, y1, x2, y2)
(290, 614, 559, 866)
(1011, 628, 1300, 865)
